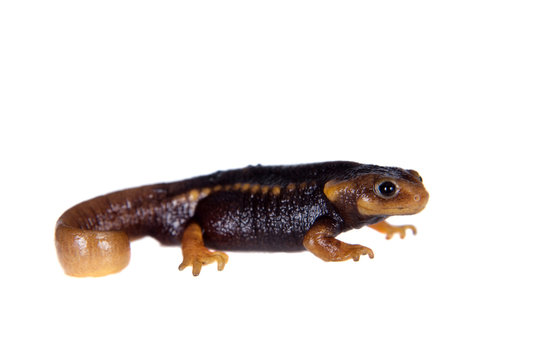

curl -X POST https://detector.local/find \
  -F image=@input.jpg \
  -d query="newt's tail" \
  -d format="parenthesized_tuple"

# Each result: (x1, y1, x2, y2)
(55, 185, 168, 277)
(55, 223, 130, 277)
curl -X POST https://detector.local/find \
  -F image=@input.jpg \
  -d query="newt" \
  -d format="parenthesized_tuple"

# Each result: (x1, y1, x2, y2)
(55, 161, 429, 277)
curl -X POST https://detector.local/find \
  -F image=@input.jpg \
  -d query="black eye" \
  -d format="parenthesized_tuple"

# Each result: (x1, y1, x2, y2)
(376, 181, 398, 198)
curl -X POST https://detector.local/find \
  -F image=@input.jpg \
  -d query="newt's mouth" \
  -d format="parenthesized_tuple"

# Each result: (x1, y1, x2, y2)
(357, 189, 429, 216)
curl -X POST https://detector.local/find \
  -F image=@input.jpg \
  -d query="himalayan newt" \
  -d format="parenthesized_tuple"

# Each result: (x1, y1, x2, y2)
(55, 161, 429, 276)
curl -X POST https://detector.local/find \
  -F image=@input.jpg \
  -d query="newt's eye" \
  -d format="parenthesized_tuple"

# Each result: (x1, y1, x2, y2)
(375, 181, 399, 199)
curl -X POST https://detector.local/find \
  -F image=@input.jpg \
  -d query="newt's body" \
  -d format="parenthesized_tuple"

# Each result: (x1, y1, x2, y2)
(55, 161, 429, 276)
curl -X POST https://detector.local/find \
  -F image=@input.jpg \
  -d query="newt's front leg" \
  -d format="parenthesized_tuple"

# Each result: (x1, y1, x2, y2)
(368, 220, 417, 240)
(178, 222, 229, 276)
(303, 218, 374, 262)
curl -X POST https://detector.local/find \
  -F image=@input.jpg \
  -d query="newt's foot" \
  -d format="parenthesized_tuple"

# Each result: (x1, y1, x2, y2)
(178, 249, 228, 276)
(382, 224, 416, 240)
(179, 222, 229, 276)
(346, 244, 375, 261)
(368, 221, 417, 240)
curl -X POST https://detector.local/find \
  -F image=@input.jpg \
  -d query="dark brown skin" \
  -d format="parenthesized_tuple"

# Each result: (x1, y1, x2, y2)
(55, 161, 429, 277)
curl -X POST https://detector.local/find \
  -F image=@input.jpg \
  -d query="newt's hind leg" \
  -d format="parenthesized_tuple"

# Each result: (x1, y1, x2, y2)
(368, 220, 417, 240)
(178, 222, 229, 276)
(303, 218, 374, 262)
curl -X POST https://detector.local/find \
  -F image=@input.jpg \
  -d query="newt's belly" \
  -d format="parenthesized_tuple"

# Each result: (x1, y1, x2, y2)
(204, 227, 307, 251)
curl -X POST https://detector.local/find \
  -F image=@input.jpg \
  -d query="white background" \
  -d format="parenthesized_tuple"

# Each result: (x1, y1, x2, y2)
(1, 1, 539, 359)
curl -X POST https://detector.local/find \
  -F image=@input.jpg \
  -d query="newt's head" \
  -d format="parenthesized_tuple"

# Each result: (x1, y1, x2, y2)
(324, 165, 429, 217)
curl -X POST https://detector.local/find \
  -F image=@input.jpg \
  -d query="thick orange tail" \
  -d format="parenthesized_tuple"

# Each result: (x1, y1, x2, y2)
(55, 185, 168, 277)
